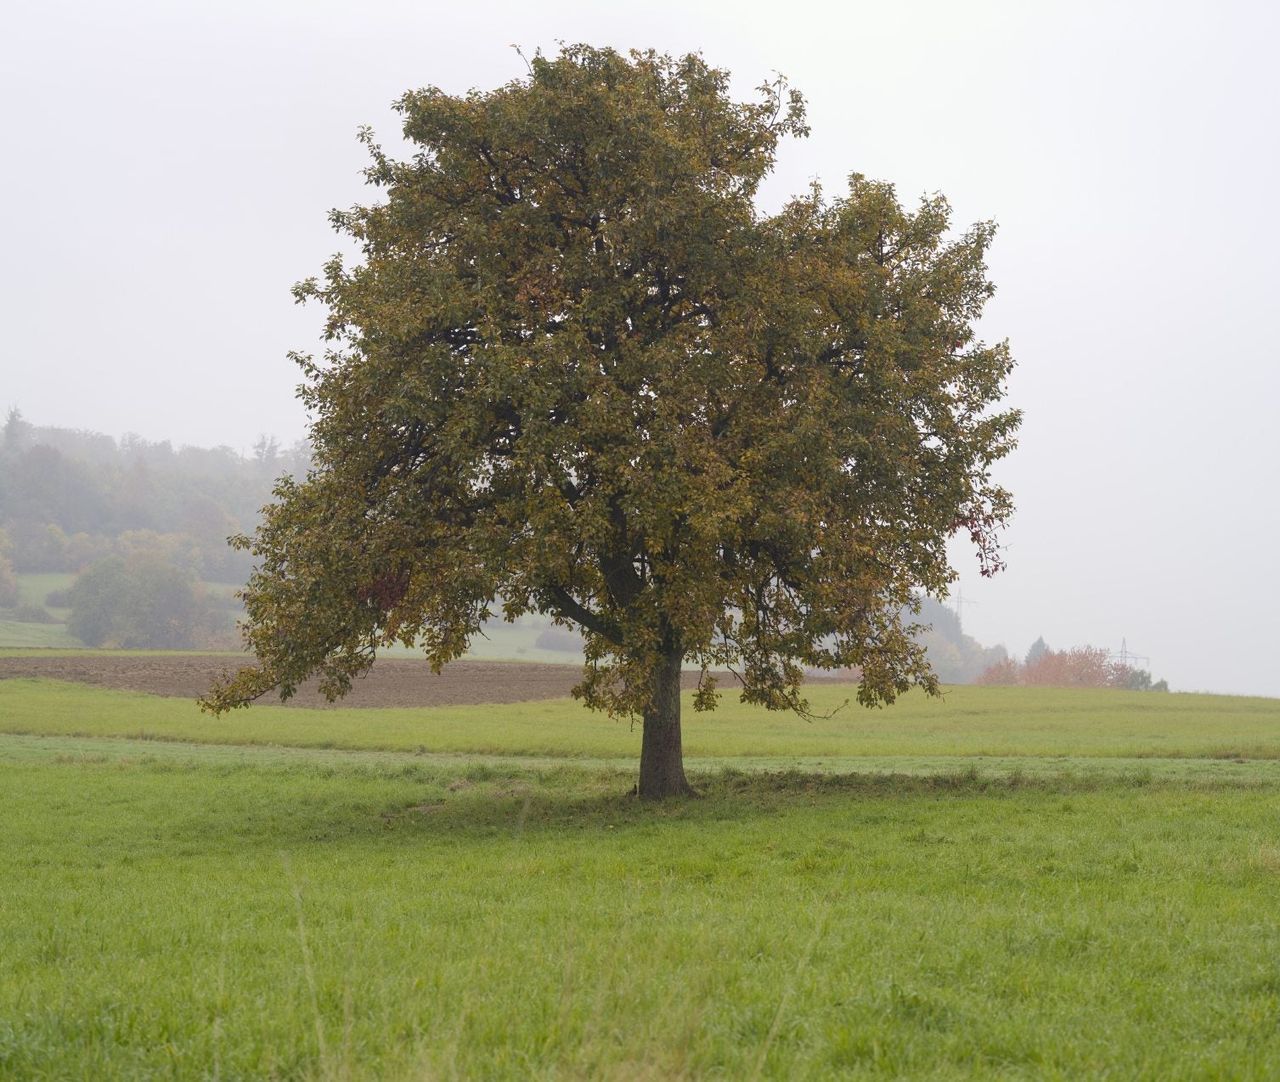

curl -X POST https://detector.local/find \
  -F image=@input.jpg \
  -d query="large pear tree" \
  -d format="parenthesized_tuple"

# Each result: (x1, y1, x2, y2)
(203, 46, 1020, 799)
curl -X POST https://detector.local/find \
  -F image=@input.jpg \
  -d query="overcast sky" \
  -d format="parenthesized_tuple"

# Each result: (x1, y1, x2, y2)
(3, 0, 1277, 695)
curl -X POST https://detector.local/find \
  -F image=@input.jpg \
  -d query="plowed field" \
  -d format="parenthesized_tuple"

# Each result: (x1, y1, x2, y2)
(0, 654, 849, 708)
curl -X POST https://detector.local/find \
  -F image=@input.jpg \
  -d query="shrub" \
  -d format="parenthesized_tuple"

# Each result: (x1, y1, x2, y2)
(67, 554, 201, 648)
(13, 603, 55, 624)
(1110, 665, 1153, 692)
(976, 657, 1021, 685)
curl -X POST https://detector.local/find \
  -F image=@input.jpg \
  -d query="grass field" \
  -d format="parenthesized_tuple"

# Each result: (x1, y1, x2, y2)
(3, 679, 1279, 760)
(1, 574, 79, 648)
(0, 620, 82, 649)
(13, 572, 74, 609)
(3, 679, 1280, 1079)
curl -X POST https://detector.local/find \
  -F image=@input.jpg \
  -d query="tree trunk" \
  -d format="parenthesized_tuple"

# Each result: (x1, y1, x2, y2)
(637, 648, 696, 800)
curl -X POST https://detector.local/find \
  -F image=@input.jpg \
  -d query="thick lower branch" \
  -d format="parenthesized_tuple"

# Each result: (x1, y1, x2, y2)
(545, 585, 622, 644)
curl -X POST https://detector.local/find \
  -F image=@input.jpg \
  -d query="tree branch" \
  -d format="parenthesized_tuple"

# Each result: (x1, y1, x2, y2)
(545, 585, 623, 644)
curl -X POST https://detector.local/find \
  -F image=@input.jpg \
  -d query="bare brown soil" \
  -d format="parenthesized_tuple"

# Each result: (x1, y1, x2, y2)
(0, 654, 851, 708)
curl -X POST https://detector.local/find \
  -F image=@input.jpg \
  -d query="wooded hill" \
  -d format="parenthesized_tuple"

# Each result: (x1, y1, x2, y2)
(0, 409, 305, 582)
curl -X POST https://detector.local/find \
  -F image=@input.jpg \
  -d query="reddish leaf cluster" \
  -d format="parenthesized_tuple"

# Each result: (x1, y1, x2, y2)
(356, 569, 410, 610)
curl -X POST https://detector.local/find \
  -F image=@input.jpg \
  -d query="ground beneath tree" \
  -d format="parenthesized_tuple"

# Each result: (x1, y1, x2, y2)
(0, 654, 853, 708)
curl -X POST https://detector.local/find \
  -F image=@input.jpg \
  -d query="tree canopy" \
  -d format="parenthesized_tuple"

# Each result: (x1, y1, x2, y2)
(203, 46, 1020, 798)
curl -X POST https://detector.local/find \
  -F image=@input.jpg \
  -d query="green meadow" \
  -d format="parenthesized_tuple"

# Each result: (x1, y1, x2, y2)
(3, 678, 1280, 1079)
(12, 572, 74, 609)
(0, 621, 81, 650)
(5, 680, 1280, 760)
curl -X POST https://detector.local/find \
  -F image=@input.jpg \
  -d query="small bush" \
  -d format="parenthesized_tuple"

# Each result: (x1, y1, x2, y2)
(976, 657, 1021, 685)
(13, 603, 56, 624)
(44, 588, 72, 608)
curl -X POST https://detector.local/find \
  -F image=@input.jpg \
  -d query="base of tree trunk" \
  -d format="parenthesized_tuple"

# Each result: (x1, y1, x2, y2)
(636, 776, 698, 800)
(636, 649, 696, 800)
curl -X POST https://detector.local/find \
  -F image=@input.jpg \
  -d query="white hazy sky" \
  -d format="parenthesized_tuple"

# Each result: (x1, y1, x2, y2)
(2, 0, 1277, 696)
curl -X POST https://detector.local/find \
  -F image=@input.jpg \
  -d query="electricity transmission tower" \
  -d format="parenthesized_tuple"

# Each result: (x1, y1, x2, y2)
(951, 584, 979, 634)
(1110, 638, 1150, 670)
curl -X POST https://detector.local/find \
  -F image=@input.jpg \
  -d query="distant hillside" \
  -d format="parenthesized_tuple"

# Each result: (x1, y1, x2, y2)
(911, 595, 1009, 685)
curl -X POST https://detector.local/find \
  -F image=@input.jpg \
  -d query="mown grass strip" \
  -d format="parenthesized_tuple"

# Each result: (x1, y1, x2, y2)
(5, 732, 1280, 790)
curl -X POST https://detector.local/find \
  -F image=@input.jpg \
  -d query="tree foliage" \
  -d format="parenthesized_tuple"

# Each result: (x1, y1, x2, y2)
(204, 46, 1020, 796)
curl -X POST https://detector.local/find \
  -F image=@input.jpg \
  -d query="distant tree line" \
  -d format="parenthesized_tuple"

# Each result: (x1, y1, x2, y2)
(978, 637, 1168, 691)
(0, 409, 305, 580)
